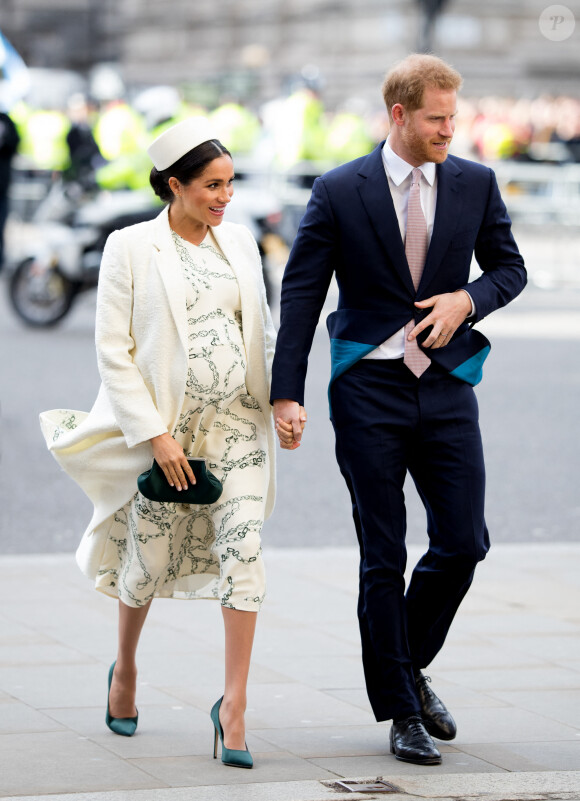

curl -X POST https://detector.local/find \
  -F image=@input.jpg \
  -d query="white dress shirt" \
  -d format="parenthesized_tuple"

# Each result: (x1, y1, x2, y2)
(363, 138, 437, 360)
(362, 138, 473, 361)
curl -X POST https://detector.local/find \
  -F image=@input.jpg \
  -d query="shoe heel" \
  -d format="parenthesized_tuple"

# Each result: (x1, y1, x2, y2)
(210, 696, 253, 769)
(106, 661, 138, 737)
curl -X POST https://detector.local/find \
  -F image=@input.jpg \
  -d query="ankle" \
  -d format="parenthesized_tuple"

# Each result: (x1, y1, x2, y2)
(221, 694, 246, 715)
(113, 661, 137, 680)
(393, 713, 421, 724)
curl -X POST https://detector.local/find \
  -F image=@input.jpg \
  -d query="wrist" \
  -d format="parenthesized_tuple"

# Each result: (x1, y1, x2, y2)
(454, 289, 473, 318)
(150, 432, 170, 443)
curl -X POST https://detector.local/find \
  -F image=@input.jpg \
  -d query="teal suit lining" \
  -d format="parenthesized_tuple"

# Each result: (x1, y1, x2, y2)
(449, 345, 490, 386)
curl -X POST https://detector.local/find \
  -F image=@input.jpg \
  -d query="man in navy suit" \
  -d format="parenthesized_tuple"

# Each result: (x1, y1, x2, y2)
(271, 54, 526, 766)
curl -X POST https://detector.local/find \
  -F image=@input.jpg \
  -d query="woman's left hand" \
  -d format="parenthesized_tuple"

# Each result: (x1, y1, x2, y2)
(150, 432, 195, 491)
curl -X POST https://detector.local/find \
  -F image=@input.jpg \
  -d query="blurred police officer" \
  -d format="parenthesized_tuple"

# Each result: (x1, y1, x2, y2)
(0, 110, 19, 271)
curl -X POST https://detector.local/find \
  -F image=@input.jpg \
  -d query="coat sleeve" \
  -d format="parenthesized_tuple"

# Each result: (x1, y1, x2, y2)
(95, 230, 168, 449)
(460, 168, 527, 321)
(270, 176, 337, 405)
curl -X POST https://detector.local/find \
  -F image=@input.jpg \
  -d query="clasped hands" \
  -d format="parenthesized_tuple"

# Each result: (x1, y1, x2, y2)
(274, 401, 307, 451)
(274, 291, 471, 450)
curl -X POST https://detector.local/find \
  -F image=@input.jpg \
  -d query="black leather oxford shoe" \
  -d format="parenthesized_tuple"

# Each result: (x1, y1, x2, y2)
(415, 672, 457, 741)
(389, 715, 442, 765)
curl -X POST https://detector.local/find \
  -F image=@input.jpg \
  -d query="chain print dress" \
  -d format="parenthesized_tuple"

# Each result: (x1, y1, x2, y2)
(94, 229, 268, 611)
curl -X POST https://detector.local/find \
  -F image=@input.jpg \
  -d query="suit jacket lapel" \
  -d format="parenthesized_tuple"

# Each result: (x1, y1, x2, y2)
(150, 205, 189, 356)
(419, 157, 463, 296)
(356, 144, 416, 297)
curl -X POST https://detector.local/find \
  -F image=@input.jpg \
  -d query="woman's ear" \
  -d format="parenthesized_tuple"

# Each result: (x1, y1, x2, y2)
(168, 176, 181, 198)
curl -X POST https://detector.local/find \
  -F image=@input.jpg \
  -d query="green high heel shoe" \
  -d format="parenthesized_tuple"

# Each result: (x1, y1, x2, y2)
(106, 661, 138, 737)
(210, 696, 253, 769)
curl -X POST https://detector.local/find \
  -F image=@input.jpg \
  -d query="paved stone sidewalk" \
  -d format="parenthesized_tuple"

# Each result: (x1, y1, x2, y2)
(0, 544, 579, 801)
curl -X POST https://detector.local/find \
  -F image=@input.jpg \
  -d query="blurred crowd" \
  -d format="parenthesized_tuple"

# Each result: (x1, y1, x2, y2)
(455, 95, 580, 163)
(1, 84, 578, 271)
(5, 87, 580, 190)
(1, 82, 579, 278)
(7, 86, 376, 191)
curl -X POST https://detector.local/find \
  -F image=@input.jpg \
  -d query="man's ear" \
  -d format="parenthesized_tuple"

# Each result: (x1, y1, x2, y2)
(391, 103, 406, 127)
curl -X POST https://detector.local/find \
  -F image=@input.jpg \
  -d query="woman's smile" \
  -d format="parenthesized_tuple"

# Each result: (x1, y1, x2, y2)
(168, 154, 234, 241)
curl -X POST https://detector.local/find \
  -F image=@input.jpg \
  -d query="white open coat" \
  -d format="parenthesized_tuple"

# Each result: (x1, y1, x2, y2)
(40, 206, 276, 579)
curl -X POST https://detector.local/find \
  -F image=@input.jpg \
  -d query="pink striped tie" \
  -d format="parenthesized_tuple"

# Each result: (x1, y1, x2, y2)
(403, 168, 431, 378)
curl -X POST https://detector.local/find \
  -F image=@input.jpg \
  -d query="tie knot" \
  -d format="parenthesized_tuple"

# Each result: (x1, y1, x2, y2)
(411, 168, 422, 186)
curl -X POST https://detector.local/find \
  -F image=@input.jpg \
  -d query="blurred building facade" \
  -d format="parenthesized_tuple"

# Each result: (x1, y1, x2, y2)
(0, 0, 121, 73)
(0, 0, 579, 108)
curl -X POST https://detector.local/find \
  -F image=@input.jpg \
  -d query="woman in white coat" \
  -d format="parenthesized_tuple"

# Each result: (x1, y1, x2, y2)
(40, 117, 294, 768)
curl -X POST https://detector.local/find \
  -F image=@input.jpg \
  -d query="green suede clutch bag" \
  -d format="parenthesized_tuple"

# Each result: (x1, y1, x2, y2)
(137, 458, 223, 505)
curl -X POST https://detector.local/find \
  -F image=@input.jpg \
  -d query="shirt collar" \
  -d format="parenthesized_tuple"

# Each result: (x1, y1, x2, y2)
(382, 137, 436, 187)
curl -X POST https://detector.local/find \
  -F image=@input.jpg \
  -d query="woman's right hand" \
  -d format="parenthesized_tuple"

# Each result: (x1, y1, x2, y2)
(273, 400, 307, 450)
(150, 433, 195, 491)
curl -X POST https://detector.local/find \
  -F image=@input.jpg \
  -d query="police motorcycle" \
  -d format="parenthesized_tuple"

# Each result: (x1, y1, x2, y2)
(6, 172, 288, 327)
(6, 174, 160, 326)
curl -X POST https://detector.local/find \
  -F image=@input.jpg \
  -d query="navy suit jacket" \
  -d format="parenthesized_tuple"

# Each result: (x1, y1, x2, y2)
(271, 142, 527, 405)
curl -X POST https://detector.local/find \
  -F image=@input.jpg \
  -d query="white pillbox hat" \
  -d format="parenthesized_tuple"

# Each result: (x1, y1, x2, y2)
(147, 116, 220, 171)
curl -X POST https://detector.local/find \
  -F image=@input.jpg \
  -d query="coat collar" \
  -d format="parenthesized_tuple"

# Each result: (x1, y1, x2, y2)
(151, 205, 188, 355)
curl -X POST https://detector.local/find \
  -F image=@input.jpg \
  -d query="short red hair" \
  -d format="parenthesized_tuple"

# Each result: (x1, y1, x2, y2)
(382, 54, 463, 121)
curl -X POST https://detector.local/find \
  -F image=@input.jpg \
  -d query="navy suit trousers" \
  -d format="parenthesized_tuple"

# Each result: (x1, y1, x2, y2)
(330, 358, 490, 722)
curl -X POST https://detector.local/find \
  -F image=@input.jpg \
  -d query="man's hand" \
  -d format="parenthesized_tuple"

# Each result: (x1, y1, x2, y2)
(150, 432, 195, 491)
(408, 290, 472, 349)
(273, 399, 307, 450)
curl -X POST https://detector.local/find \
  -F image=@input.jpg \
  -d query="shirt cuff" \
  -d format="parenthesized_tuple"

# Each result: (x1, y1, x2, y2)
(458, 289, 475, 318)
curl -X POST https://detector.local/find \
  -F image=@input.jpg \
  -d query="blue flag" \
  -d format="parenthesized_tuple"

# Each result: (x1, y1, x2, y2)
(0, 30, 30, 111)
